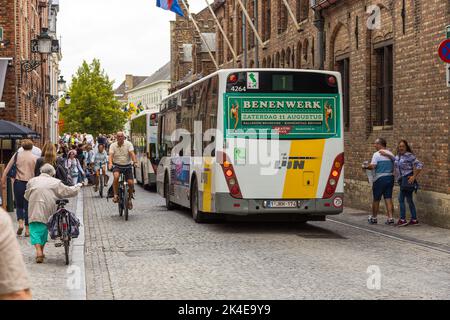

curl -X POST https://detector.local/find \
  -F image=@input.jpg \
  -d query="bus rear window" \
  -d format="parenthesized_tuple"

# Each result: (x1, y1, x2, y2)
(226, 71, 338, 94)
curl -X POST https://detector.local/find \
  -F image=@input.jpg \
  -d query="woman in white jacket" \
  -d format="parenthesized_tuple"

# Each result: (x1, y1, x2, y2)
(24, 164, 82, 263)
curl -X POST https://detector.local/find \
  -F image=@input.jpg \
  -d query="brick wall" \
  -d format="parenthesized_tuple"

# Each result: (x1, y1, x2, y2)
(0, 0, 52, 147)
(170, 4, 217, 91)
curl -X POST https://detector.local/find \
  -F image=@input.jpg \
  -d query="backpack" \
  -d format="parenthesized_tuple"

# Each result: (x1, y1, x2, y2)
(56, 159, 73, 186)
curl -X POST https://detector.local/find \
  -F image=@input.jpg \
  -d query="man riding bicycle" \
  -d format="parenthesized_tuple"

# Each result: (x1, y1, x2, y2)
(108, 132, 137, 209)
(93, 143, 109, 192)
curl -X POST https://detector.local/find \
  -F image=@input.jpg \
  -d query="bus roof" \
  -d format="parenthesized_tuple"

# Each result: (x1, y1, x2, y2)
(130, 109, 159, 121)
(160, 68, 341, 104)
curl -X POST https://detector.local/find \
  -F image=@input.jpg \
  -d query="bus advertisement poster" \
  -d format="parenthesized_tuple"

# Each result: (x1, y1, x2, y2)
(224, 93, 341, 139)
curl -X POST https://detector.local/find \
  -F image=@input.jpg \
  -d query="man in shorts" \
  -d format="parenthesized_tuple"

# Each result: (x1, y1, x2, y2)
(108, 132, 137, 209)
(363, 138, 395, 225)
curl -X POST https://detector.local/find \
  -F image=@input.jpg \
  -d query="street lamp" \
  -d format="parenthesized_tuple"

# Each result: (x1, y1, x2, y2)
(57, 75, 67, 93)
(36, 28, 52, 54)
(21, 28, 59, 73)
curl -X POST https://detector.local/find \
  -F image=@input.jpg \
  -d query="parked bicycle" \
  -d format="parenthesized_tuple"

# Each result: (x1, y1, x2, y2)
(52, 199, 73, 265)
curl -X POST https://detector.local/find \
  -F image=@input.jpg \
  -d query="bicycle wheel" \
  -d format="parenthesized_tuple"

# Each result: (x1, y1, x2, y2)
(99, 172, 104, 198)
(64, 240, 70, 265)
(118, 186, 124, 217)
(124, 183, 129, 221)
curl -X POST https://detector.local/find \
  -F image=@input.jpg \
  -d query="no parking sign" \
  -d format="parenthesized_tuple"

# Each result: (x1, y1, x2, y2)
(438, 39, 450, 64)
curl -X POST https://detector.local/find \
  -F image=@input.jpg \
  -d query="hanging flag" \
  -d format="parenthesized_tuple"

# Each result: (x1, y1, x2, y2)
(156, 0, 184, 17)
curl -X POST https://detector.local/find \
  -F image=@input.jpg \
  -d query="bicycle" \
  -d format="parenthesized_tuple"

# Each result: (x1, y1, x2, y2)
(96, 162, 107, 198)
(54, 199, 71, 265)
(113, 164, 133, 221)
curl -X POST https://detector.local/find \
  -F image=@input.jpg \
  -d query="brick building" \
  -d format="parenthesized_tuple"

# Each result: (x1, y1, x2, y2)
(169, 2, 219, 91)
(169, 0, 450, 227)
(0, 0, 61, 148)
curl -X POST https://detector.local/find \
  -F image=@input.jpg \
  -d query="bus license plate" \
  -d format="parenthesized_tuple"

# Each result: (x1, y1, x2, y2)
(265, 201, 298, 208)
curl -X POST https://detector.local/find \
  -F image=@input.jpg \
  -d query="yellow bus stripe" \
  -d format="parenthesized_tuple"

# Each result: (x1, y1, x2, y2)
(202, 157, 213, 213)
(282, 140, 326, 199)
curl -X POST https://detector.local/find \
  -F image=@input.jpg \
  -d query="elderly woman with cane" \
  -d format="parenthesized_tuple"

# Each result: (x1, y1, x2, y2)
(24, 164, 82, 263)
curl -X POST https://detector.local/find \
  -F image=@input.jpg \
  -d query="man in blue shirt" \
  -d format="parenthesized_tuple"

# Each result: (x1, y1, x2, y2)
(363, 138, 395, 225)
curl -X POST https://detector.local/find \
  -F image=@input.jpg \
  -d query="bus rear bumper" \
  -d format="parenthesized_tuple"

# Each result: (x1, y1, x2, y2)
(213, 192, 344, 216)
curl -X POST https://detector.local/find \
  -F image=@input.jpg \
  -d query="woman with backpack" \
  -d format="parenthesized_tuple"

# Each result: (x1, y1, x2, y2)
(35, 142, 72, 186)
(380, 140, 423, 226)
(65, 150, 85, 185)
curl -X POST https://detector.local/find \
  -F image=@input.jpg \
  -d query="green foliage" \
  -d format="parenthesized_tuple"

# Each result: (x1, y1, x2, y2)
(59, 59, 126, 136)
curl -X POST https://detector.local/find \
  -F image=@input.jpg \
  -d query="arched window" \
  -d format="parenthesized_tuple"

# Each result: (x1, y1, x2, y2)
(296, 41, 302, 68)
(296, 0, 309, 22)
(277, 0, 288, 34)
(303, 39, 309, 65)
(286, 47, 291, 68)
(248, 0, 256, 49)
(281, 50, 286, 68)
(262, 0, 271, 41)
(262, 58, 267, 68)
(237, 8, 243, 55)
(267, 56, 272, 68)
(275, 52, 280, 68)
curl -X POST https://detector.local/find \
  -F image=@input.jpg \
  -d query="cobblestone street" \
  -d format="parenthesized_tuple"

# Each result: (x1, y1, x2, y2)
(11, 183, 450, 300)
(13, 183, 450, 300)
(81, 185, 450, 300)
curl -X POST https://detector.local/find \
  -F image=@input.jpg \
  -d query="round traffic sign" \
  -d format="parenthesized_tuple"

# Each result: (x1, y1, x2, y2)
(438, 39, 450, 63)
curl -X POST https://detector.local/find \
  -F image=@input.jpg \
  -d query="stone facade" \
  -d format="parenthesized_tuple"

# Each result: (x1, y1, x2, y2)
(169, 2, 218, 91)
(0, 0, 60, 146)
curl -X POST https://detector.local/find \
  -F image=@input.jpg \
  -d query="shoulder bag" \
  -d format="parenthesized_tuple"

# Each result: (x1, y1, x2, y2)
(398, 156, 419, 192)
(7, 153, 19, 179)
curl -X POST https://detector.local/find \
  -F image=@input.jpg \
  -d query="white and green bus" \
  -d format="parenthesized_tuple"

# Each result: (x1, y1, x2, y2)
(156, 69, 344, 222)
(130, 109, 159, 188)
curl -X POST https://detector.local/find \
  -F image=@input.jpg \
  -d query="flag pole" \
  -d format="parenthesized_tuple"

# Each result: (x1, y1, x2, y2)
(203, 0, 239, 63)
(180, 0, 219, 70)
(281, 0, 304, 32)
(235, 0, 266, 49)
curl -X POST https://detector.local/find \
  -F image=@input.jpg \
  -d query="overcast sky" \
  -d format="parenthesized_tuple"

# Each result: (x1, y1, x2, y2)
(58, 0, 208, 89)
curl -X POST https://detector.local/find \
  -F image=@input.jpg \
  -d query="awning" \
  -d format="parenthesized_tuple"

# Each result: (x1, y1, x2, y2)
(0, 58, 12, 102)
(0, 120, 40, 139)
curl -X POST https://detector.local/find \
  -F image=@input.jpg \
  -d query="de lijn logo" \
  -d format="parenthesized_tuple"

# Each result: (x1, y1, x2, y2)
(247, 72, 259, 89)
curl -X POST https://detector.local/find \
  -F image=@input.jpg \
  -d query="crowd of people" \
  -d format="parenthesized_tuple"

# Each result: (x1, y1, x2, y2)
(0, 131, 137, 269)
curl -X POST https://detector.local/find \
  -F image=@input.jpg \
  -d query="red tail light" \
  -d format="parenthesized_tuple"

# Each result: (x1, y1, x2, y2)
(217, 152, 243, 199)
(327, 75, 337, 87)
(228, 74, 238, 83)
(323, 153, 344, 199)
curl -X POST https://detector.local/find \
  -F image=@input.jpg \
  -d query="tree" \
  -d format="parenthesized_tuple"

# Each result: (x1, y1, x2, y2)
(59, 59, 126, 136)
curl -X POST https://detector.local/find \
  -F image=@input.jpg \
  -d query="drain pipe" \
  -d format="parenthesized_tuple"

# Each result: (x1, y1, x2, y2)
(313, 9, 325, 70)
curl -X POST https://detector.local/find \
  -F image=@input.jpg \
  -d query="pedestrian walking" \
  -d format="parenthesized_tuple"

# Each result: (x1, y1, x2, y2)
(35, 142, 72, 186)
(0, 207, 32, 300)
(1, 139, 37, 237)
(65, 150, 85, 185)
(380, 140, 423, 226)
(34, 142, 57, 176)
(363, 138, 395, 225)
(24, 164, 82, 263)
(18, 143, 42, 158)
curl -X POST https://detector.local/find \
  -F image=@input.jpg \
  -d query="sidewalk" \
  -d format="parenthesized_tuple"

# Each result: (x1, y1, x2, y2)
(332, 208, 450, 252)
(9, 193, 85, 300)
